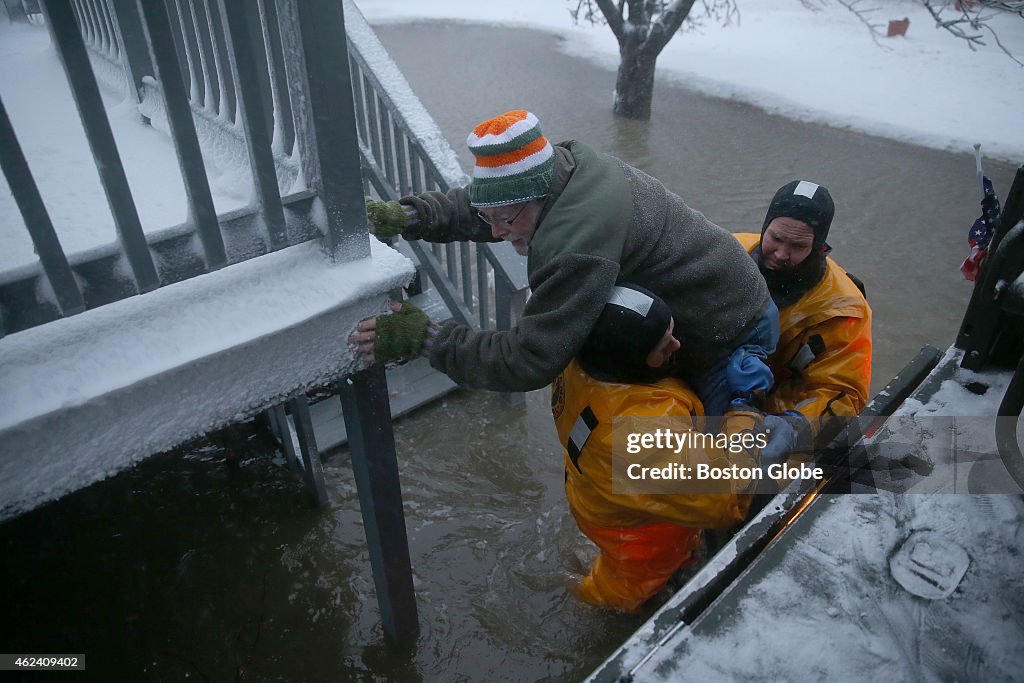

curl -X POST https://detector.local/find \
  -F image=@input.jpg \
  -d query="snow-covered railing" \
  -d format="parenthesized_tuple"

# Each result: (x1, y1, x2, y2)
(73, 0, 303, 189)
(1, 0, 373, 336)
(343, 0, 529, 338)
(2, 0, 527, 347)
(2, 1, 425, 642)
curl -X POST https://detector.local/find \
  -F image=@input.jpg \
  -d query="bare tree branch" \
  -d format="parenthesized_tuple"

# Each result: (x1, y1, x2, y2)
(697, 0, 740, 26)
(647, 0, 698, 52)
(979, 16, 1024, 66)
(568, 0, 587, 23)
(921, 0, 986, 48)
(683, 0, 740, 35)
(593, 0, 626, 41)
(803, 0, 887, 47)
(569, 0, 609, 28)
(921, 0, 1023, 66)
(835, 0, 886, 46)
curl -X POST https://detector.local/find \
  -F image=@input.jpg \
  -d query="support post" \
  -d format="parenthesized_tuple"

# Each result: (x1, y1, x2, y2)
(288, 395, 328, 507)
(338, 364, 419, 643)
(495, 277, 528, 407)
(266, 403, 302, 475)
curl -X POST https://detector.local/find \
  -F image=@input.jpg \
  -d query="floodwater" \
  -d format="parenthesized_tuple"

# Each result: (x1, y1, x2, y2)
(2, 21, 1020, 682)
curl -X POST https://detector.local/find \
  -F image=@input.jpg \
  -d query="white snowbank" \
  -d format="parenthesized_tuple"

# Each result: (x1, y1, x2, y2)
(356, 0, 1024, 163)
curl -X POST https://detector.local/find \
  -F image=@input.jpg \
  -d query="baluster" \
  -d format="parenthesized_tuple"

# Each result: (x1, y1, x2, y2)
(461, 243, 472, 311)
(203, 0, 235, 122)
(187, 0, 217, 114)
(169, 0, 202, 104)
(107, 0, 156, 104)
(0, 95, 85, 317)
(395, 121, 410, 196)
(138, 0, 227, 270)
(378, 104, 395, 190)
(98, 0, 118, 59)
(40, 0, 160, 293)
(292, 0, 369, 261)
(72, 0, 95, 48)
(218, 0, 287, 249)
(260, 0, 294, 156)
(349, 54, 368, 143)
(477, 249, 489, 329)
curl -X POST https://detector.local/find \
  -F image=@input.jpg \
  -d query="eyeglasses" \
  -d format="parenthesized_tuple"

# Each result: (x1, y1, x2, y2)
(476, 201, 532, 227)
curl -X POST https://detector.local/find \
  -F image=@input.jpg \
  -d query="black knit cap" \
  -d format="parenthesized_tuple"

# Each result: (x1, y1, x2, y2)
(762, 180, 835, 245)
(577, 283, 673, 383)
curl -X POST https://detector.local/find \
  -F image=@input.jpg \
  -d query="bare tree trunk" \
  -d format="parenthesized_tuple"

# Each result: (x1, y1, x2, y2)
(613, 44, 657, 119)
(592, 0, 697, 120)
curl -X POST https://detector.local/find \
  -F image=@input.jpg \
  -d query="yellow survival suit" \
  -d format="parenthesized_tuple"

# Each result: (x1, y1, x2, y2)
(552, 360, 761, 611)
(736, 233, 872, 433)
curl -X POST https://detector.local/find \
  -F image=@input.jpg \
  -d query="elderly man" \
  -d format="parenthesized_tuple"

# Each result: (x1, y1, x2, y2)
(736, 180, 872, 458)
(553, 283, 777, 612)
(353, 110, 777, 415)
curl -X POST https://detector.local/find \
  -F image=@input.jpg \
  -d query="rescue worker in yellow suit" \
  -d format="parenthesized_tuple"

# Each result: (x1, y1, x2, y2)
(552, 284, 782, 612)
(736, 180, 872, 462)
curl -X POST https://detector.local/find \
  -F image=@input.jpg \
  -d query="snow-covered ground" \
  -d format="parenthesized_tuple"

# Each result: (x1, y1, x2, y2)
(358, 0, 1024, 163)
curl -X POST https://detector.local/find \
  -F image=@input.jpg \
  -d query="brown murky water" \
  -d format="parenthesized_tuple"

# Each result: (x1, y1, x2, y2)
(1, 21, 1019, 682)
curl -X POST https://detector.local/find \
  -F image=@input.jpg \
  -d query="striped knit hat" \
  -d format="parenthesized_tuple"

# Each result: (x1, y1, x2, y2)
(466, 110, 555, 207)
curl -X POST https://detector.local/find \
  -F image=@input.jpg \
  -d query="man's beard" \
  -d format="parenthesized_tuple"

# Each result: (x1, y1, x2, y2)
(751, 245, 827, 308)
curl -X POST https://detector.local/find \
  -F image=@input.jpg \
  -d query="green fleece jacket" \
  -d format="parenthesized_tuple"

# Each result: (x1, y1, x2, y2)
(398, 141, 770, 392)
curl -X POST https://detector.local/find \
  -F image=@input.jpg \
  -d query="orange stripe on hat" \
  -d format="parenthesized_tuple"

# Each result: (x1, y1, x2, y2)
(473, 136, 549, 168)
(471, 110, 531, 138)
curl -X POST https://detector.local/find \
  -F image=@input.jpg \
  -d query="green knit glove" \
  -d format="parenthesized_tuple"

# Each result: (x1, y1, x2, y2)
(375, 303, 430, 363)
(365, 197, 410, 238)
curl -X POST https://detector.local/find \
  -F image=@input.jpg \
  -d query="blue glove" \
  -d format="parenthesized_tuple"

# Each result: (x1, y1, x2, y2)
(726, 349, 774, 403)
(761, 414, 798, 466)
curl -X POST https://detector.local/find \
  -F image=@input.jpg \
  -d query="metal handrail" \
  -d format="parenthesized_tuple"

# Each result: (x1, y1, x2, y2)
(342, 0, 529, 337)
(3, 0, 528, 343)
